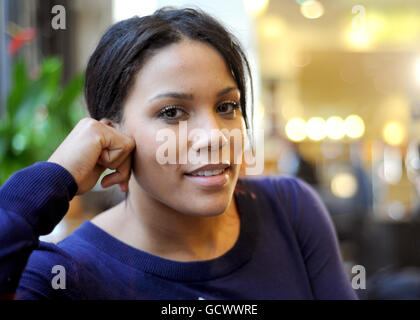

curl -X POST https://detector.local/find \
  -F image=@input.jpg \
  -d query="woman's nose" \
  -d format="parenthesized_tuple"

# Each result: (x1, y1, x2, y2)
(191, 129, 228, 152)
(190, 116, 229, 152)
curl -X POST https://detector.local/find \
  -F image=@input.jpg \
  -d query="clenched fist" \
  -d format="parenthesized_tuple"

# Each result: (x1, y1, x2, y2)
(48, 118, 136, 195)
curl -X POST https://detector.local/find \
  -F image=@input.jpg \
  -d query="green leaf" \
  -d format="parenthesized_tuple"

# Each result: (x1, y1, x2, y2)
(6, 60, 29, 117)
(0, 57, 84, 185)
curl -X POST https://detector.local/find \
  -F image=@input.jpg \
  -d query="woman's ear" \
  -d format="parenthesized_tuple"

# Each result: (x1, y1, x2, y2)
(99, 118, 122, 131)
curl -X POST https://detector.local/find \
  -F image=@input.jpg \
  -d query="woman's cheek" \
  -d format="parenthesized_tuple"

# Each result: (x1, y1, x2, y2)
(131, 130, 158, 175)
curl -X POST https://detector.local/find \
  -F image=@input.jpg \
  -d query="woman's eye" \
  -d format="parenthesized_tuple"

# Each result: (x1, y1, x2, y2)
(157, 106, 187, 122)
(217, 101, 239, 115)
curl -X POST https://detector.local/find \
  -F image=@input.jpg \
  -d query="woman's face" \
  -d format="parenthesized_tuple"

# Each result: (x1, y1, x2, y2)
(120, 39, 245, 217)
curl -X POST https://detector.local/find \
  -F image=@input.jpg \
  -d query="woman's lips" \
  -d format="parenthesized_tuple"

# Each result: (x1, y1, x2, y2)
(184, 167, 230, 187)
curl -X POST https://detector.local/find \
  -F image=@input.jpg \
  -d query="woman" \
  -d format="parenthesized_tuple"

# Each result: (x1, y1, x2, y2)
(0, 7, 357, 299)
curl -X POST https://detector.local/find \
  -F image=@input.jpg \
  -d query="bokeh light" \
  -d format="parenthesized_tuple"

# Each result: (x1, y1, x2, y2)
(300, 0, 324, 20)
(306, 117, 327, 141)
(259, 15, 285, 39)
(244, 0, 269, 17)
(285, 117, 307, 142)
(344, 115, 365, 139)
(383, 121, 406, 146)
(387, 201, 405, 221)
(346, 28, 372, 50)
(331, 173, 358, 198)
(326, 116, 345, 140)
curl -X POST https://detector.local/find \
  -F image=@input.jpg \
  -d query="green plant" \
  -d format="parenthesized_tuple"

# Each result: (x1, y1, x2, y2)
(0, 57, 85, 185)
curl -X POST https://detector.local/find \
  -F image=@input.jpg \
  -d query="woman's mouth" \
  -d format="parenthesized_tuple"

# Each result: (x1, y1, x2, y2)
(184, 166, 230, 187)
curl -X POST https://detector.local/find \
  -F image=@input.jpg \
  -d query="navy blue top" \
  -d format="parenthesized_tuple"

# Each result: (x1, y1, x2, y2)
(0, 162, 357, 299)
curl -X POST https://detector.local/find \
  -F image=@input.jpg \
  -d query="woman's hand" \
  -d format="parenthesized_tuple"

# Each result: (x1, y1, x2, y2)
(48, 117, 136, 195)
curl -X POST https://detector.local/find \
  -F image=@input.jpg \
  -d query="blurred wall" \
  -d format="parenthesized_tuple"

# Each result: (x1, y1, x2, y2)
(73, 0, 112, 73)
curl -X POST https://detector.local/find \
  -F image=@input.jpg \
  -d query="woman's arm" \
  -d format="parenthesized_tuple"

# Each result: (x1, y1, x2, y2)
(0, 118, 135, 299)
(0, 162, 77, 298)
(290, 178, 358, 300)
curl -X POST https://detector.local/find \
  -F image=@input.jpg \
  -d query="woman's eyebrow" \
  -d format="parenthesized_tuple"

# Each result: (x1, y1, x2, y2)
(149, 87, 239, 102)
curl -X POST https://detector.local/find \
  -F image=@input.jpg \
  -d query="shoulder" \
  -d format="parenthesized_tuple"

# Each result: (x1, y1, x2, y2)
(18, 221, 124, 299)
(238, 174, 316, 201)
(17, 239, 83, 299)
(237, 175, 326, 227)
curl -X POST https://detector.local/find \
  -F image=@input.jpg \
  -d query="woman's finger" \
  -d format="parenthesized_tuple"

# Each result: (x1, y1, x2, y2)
(100, 154, 132, 191)
(97, 126, 135, 169)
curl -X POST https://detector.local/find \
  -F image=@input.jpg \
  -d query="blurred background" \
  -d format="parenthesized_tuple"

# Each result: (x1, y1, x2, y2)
(2, 0, 420, 299)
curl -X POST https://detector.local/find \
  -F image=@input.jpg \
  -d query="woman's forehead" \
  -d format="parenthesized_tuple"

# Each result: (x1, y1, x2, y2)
(131, 40, 237, 98)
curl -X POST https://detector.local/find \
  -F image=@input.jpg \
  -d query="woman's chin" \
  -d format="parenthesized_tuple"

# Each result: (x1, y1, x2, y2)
(181, 200, 232, 218)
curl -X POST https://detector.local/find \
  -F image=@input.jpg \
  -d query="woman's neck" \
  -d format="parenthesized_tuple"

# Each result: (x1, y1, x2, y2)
(91, 181, 240, 262)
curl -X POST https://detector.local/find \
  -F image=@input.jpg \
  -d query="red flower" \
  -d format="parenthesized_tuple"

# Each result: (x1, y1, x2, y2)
(9, 28, 37, 56)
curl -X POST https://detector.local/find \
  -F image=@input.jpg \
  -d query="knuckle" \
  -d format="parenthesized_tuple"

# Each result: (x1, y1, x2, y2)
(79, 117, 95, 127)
(83, 120, 104, 144)
(78, 117, 89, 124)
(76, 118, 104, 147)
(80, 118, 102, 136)
(86, 118, 100, 130)
(94, 134, 103, 145)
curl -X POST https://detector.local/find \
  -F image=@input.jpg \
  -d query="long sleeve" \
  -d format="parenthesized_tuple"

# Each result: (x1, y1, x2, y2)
(290, 178, 358, 299)
(0, 162, 78, 298)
